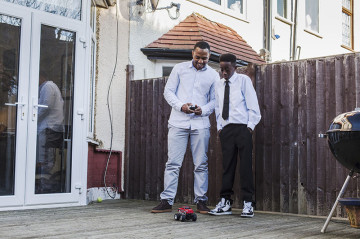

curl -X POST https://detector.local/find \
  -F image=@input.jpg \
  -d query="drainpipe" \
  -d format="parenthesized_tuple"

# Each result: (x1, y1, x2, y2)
(292, 0, 298, 60)
(264, 0, 272, 62)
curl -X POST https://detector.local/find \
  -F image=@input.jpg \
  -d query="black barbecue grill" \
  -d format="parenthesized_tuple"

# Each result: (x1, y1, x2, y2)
(320, 109, 360, 233)
(327, 110, 360, 172)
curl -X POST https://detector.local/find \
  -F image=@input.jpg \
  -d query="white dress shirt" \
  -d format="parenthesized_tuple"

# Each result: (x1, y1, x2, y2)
(164, 61, 220, 130)
(38, 81, 64, 132)
(215, 73, 261, 131)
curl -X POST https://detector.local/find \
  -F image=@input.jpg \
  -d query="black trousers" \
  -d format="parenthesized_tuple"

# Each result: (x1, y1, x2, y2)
(219, 124, 254, 203)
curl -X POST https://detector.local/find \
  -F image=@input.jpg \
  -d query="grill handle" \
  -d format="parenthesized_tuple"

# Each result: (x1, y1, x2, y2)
(318, 133, 327, 138)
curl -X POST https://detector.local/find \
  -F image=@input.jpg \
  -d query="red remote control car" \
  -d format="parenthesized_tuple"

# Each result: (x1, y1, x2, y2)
(174, 206, 197, 222)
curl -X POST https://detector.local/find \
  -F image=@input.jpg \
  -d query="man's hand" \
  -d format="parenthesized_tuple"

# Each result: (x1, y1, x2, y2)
(181, 103, 194, 114)
(194, 105, 202, 115)
(247, 127, 253, 134)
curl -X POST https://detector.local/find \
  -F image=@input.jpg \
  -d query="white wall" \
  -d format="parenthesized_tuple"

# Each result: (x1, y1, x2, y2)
(271, 0, 359, 62)
(95, 2, 129, 152)
(128, 0, 264, 80)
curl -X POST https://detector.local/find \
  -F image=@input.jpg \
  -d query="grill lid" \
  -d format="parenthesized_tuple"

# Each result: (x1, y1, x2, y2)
(327, 110, 360, 132)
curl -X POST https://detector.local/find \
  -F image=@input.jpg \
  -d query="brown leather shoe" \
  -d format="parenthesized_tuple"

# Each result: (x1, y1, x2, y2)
(151, 199, 172, 213)
(196, 200, 210, 214)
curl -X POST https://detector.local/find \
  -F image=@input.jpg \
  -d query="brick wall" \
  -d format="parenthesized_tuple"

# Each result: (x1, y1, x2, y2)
(87, 144, 122, 190)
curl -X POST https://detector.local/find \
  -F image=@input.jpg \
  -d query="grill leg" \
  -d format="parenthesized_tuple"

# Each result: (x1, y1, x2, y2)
(321, 169, 354, 233)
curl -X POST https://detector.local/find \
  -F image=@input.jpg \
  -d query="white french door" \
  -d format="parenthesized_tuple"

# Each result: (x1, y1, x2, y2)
(0, 1, 86, 208)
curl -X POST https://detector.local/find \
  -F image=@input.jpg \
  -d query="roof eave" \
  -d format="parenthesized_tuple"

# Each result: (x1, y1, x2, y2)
(141, 48, 249, 66)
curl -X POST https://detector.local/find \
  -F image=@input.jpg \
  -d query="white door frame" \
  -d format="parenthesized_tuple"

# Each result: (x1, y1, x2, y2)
(0, 3, 31, 208)
(0, 1, 88, 209)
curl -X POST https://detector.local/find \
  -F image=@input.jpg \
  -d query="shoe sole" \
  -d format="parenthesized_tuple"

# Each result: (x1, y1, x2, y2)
(208, 211, 232, 215)
(241, 214, 254, 218)
(151, 209, 172, 213)
(196, 209, 210, 214)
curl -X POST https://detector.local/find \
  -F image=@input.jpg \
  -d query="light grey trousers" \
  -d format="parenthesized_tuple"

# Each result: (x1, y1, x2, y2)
(160, 125, 210, 205)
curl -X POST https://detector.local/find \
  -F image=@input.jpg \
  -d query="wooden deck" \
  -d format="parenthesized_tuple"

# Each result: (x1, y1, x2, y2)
(0, 199, 359, 238)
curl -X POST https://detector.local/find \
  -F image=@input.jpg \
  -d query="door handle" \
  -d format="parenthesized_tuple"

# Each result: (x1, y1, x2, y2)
(5, 102, 26, 107)
(32, 98, 48, 121)
(33, 104, 48, 108)
(5, 99, 26, 120)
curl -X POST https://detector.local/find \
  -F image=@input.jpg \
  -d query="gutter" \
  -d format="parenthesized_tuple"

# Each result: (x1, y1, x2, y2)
(292, 0, 298, 60)
(140, 48, 248, 66)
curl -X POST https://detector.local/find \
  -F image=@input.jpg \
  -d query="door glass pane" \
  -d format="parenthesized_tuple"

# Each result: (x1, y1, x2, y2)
(1, 0, 82, 20)
(35, 25, 75, 194)
(0, 14, 20, 196)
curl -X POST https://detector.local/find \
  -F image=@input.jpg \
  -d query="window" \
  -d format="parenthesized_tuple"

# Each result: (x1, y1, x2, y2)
(227, 0, 243, 15)
(204, 0, 246, 19)
(88, 0, 96, 136)
(342, 0, 353, 49)
(305, 0, 319, 32)
(277, 0, 287, 19)
(209, 0, 221, 4)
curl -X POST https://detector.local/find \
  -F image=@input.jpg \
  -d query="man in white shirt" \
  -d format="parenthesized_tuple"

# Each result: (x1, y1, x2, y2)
(151, 41, 220, 214)
(36, 71, 64, 193)
(209, 53, 261, 218)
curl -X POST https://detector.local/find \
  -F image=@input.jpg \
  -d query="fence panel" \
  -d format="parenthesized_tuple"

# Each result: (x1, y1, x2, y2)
(255, 53, 360, 216)
(126, 53, 360, 216)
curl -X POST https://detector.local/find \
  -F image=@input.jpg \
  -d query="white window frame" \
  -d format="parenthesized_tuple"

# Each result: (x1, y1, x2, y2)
(341, 0, 353, 50)
(87, 0, 96, 138)
(187, 0, 247, 21)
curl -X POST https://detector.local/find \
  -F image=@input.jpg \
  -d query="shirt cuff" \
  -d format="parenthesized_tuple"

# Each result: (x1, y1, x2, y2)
(176, 102, 184, 112)
(200, 105, 208, 116)
(247, 122, 255, 131)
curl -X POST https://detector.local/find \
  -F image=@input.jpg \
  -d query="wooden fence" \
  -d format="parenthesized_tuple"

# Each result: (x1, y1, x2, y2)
(125, 53, 360, 216)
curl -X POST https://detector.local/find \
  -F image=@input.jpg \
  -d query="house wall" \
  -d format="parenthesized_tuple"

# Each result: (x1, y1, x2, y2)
(128, 0, 264, 80)
(271, 0, 359, 62)
(94, 2, 129, 153)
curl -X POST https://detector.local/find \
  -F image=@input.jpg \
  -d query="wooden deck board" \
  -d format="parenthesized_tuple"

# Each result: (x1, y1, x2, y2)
(0, 199, 358, 238)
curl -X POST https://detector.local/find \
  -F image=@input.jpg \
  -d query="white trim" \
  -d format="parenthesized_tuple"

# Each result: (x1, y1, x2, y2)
(0, 202, 82, 212)
(24, 12, 86, 206)
(275, 15, 294, 26)
(186, 0, 248, 23)
(0, 3, 32, 207)
(275, 0, 291, 20)
(0, 0, 89, 209)
(304, 28, 323, 38)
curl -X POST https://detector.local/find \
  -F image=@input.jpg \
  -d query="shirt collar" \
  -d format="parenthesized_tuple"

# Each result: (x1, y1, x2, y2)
(222, 73, 237, 84)
(189, 60, 208, 71)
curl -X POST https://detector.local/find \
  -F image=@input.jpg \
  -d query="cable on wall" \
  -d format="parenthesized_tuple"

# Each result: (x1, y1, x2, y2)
(103, 0, 120, 199)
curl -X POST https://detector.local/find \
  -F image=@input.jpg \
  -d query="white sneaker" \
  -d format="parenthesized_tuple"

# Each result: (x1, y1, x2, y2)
(208, 198, 232, 215)
(241, 201, 254, 218)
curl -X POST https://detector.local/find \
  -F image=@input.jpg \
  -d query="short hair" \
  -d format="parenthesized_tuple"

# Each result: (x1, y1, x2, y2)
(220, 53, 237, 65)
(193, 41, 210, 51)
(39, 69, 48, 79)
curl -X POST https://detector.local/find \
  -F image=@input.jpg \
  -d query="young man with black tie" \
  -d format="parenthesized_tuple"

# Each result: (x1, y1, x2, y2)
(209, 53, 261, 218)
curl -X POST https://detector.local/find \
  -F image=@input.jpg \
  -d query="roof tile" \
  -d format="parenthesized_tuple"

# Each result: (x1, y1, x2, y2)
(144, 13, 265, 64)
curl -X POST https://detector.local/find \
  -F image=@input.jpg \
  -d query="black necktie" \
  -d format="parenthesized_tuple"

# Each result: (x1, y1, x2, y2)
(222, 80, 229, 120)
